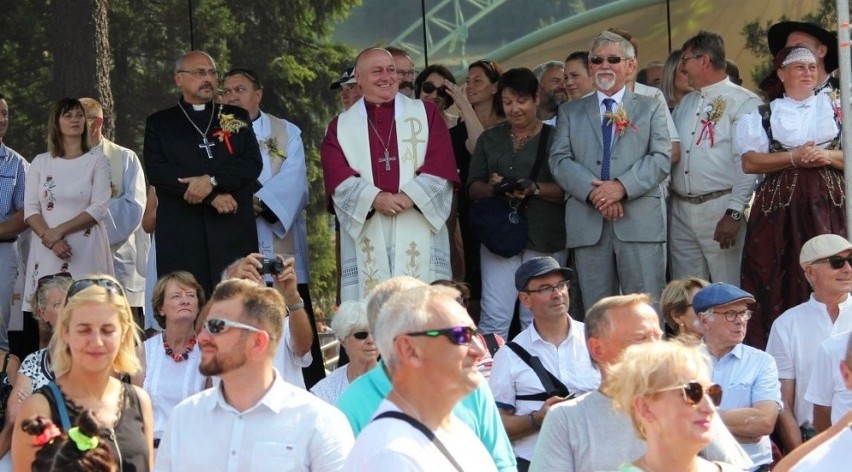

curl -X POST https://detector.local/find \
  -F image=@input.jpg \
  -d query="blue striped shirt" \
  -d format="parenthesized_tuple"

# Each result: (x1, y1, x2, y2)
(0, 142, 28, 222)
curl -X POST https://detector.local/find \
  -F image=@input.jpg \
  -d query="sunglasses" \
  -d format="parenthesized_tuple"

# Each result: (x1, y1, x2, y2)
(37, 273, 72, 292)
(421, 81, 448, 97)
(817, 255, 852, 270)
(65, 277, 125, 305)
(204, 318, 262, 336)
(655, 381, 723, 406)
(589, 56, 628, 65)
(350, 330, 371, 340)
(405, 326, 478, 346)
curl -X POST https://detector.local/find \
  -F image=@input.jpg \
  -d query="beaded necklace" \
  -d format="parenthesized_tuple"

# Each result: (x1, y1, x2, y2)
(163, 336, 198, 363)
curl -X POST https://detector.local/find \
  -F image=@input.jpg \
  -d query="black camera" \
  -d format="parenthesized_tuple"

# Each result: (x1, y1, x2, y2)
(259, 257, 285, 275)
(493, 177, 531, 196)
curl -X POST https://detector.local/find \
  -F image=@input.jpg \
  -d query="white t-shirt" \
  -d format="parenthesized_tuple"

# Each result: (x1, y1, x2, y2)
(767, 295, 852, 426)
(790, 425, 852, 471)
(804, 331, 852, 424)
(344, 399, 497, 472)
(273, 317, 312, 388)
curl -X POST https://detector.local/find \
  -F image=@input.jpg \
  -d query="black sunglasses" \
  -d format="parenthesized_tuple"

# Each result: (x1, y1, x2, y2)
(421, 81, 448, 97)
(405, 326, 478, 346)
(37, 273, 72, 292)
(65, 277, 125, 305)
(656, 381, 723, 406)
(818, 255, 852, 270)
(589, 55, 628, 65)
(350, 330, 371, 340)
(204, 318, 262, 336)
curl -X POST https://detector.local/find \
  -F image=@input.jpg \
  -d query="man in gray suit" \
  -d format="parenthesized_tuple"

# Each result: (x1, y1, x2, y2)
(549, 30, 671, 310)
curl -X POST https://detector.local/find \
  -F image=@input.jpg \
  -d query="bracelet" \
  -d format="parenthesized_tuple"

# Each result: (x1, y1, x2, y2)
(528, 411, 540, 430)
(286, 297, 305, 313)
(789, 151, 796, 168)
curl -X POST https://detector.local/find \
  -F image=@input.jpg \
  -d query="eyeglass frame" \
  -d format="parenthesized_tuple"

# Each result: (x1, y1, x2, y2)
(651, 380, 723, 407)
(402, 326, 479, 346)
(710, 308, 753, 322)
(680, 54, 705, 64)
(204, 317, 263, 336)
(177, 68, 219, 79)
(65, 277, 125, 305)
(522, 280, 569, 297)
(589, 55, 630, 65)
(37, 273, 73, 293)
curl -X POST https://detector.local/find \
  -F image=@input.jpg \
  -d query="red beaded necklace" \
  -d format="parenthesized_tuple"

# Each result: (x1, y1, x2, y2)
(163, 336, 197, 363)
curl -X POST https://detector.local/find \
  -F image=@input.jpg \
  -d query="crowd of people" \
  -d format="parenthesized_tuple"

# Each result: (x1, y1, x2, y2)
(0, 15, 851, 472)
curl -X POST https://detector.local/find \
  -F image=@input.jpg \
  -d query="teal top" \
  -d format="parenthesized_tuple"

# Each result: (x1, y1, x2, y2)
(336, 361, 518, 472)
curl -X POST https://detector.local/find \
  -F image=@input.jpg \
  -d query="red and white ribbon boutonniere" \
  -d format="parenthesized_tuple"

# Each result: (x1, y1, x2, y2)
(696, 96, 726, 147)
(604, 104, 639, 136)
(213, 106, 248, 155)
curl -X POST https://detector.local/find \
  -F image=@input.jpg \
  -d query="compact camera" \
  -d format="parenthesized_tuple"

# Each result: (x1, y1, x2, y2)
(259, 257, 285, 275)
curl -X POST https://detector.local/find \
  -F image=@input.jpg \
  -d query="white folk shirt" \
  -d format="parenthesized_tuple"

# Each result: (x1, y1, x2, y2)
(805, 330, 852, 424)
(767, 294, 852, 427)
(672, 78, 760, 212)
(154, 369, 354, 472)
(489, 319, 600, 461)
(634, 82, 680, 143)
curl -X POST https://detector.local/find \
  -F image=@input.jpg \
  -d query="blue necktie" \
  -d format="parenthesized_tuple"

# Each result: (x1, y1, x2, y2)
(601, 98, 615, 180)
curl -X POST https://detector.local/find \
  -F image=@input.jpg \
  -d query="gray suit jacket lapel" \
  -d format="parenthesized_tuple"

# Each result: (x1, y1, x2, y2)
(585, 96, 603, 148)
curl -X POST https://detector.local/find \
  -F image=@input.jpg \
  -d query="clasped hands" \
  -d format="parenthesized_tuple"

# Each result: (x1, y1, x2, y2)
(791, 141, 831, 168)
(373, 191, 414, 217)
(177, 175, 238, 214)
(41, 227, 72, 259)
(588, 179, 625, 221)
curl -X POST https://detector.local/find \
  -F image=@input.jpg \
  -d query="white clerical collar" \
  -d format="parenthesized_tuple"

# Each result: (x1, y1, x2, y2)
(596, 87, 626, 108)
(191, 104, 206, 111)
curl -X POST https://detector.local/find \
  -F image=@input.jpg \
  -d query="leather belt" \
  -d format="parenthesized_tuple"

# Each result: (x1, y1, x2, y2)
(0, 237, 17, 243)
(672, 188, 732, 205)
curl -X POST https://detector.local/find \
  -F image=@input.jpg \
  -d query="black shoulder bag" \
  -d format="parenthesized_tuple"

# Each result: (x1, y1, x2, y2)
(373, 410, 465, 471)
(506, 342, 574, 402)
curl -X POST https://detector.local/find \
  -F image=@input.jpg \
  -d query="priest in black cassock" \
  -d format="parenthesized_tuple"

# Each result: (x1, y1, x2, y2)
(144, 51, 262, 295)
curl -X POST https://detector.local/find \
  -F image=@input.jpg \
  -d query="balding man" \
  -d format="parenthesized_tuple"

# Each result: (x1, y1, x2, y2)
(530, 294, 752, 471)
(143, 51, 262, 295)
(320, 48, 459, 301)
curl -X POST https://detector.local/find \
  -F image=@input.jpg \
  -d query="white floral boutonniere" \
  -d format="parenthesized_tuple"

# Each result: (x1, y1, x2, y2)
(696, 96, 726, 147)
(262, 137, 287, 161)
(829, 88, 842, 122)
(213, 105, 248, 155)
(604, 104, 639, 136)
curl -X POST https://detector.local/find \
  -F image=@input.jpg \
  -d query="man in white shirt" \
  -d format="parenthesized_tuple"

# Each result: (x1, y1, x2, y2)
(344, 284, 496, 471)
(806, 330, 852, 432)
(155, 278, 353, 472)
(767, 234, 852, 453)
(695, 282, 781, 469)
(670, 32, 760, 287)
(490, 257, 600, 469)
(530, 293, 753, 472)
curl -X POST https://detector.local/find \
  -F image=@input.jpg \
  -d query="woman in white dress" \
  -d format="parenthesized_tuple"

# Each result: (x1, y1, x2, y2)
(22, 98, 113, 353)
(139, 271, 207, 447)
(310, 300, 377, 405)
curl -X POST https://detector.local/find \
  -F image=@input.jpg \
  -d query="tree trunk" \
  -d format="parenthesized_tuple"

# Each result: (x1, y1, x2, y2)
(50, 0, 115, 139)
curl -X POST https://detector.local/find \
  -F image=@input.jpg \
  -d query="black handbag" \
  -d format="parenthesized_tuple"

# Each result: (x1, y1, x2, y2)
(469, 125, 550, 258)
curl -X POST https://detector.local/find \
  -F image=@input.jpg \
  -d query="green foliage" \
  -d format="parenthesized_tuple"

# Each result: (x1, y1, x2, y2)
(0, 0, 362, 315)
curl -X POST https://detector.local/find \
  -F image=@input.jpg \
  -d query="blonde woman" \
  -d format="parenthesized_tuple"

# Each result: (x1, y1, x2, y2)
(11, 275, 153, 471)
(660, 277, 709, 339)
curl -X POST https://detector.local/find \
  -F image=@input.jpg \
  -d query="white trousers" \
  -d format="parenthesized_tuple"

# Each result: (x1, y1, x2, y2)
(478, 245, 567, 339)
(669, 195, 745, 286)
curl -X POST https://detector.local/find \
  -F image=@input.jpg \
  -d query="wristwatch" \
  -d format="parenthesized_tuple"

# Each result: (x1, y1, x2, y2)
(287, 297, 305, 313)
(533, 182, 541, 196)
(209, 175, 218, 187)
(725, 209, 743, 221)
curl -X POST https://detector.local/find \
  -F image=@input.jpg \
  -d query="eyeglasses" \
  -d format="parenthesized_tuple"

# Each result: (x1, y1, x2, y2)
(350, 330, 371, 340)
(204, 318, 262, 336)
(816, 255, 852, 270)
(65, 278, 125, 305)
(37, 273, 73, 293)
(421, 81, 448, 97)
(680, 54, 704, 64)
(178, 69, 219, 79)
(524, 280, 569, 296)
(396, 69, 417, 78)
(712, 309, 753, 322)
(589, 56, 628, 65)
(404, 326, 478, 346)
(654, 381, 723, 406)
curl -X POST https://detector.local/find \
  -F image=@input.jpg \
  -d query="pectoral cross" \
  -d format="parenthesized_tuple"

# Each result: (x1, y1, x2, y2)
(378, 150, 397, 171)
(199, 137, 215, 159)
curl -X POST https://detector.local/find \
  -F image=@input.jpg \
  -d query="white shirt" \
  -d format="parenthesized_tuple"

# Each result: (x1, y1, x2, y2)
(805, 330, 852, 424)
(767, 294, 852, 426)
(155, 369, 354, 472)
(633, 81, 680, 142)
(736, 92, 839, 155)
(343, 399, 497, 472)
(274, 317, 312, 388)
(790, 424, 852, 472)
(310, 364, 350, 405)
(489, 319, 600, 460)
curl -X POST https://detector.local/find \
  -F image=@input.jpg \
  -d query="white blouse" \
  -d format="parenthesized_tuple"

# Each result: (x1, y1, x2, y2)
(735, 92, 839, 155)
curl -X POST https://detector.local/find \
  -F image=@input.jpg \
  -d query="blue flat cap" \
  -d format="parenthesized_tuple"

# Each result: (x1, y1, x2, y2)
(514, 257, 573, 291)
(692, 283, 755, 314)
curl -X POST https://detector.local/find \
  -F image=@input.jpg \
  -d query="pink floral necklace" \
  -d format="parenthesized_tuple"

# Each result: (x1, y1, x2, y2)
(163, 336, 197, 363)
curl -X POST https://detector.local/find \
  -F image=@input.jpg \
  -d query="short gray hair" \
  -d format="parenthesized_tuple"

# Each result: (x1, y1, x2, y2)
(584, 293, 652, 367)
(590, 30, 636, 59)
(331, 300, 369, 342)
(374, 285, 460, 371)
(30, 275, 73, 315)
(174, 50, 216, 74)
(533, 61, 565, 81)
(365, 276, 426, 332)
